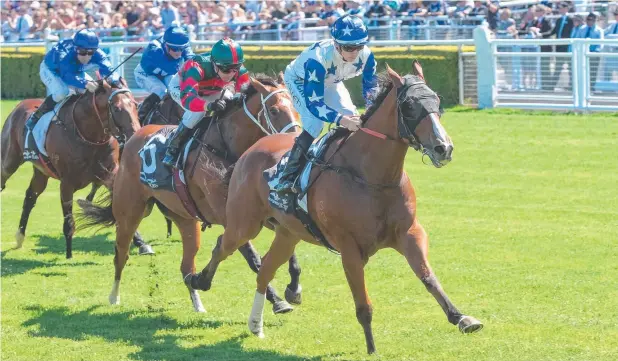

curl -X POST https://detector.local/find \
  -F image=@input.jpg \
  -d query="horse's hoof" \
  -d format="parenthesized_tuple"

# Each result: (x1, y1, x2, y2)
(109, 295, 120, 305)
(458, 315, 483, 334)
(285, 284, 302, 305)
(272, 300, 294, 314)
(138, 244, 155, 255)
(15, 231, 25, 249)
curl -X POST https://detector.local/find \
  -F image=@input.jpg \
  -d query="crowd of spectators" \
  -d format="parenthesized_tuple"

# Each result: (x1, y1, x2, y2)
(1, 0, 616, 42)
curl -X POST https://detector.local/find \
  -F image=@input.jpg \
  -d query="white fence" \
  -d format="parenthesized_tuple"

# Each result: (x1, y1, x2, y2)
(488, 37, 618, 111)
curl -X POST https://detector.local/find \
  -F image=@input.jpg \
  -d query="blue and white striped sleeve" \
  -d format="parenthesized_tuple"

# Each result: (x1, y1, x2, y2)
(362, 52, 378, 106)
(304, 58, 342, 124)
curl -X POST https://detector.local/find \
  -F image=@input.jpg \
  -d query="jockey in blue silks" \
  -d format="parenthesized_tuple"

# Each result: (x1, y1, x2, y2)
(134, 25, 194, 123)
(276, 14, 379, 193)
(26, 29, 120, 129)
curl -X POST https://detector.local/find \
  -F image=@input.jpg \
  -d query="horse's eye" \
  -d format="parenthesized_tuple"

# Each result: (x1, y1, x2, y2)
(269, 107, 280, 115)
(114, 106, 122, 112)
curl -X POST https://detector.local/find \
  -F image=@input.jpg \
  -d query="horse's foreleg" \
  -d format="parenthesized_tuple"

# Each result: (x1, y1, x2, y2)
(85, 183, 101, 202)
(285, 253, 302, 305)
(396, 221, 483, 333)
(176, 218, 205, 312)
(16, 168, 49, 248)
(248, 228, 299, 337)
(238, 242, 293, 314)
(192, 220, 261, 292)
(341, 245, 376, 354)
(59, 182, 75, 259)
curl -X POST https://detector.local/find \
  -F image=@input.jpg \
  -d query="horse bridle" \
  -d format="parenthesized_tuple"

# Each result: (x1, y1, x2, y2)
(106, 88, 134, 148)
(72, 88, 134, 147)
(242, 88, 301, 135)
(358, 80, 434, 153)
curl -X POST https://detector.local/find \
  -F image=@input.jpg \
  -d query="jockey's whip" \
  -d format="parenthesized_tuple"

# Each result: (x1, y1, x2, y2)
(103, 46, 143, 82)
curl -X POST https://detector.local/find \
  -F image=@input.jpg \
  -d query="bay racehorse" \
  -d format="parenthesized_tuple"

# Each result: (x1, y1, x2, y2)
(77, 74, 305, 314)
(186, 64, 484, 353)
(1, 79, 152, 258)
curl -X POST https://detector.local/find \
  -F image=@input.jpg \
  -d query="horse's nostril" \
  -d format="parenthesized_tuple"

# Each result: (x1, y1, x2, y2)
(434, 145, 445, 155)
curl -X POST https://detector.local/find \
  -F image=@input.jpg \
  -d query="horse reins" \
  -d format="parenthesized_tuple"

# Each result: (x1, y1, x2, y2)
(302, 81, 429, 193)
(195, 86, 300, 164)
(242, 88, 301, 135)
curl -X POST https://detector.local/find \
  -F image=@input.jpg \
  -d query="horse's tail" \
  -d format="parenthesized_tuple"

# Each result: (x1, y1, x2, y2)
(76, 190, 116, 231)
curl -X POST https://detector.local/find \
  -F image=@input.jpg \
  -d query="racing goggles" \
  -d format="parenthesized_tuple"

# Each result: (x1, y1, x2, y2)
(167, 45, 185, 52)
(217, 63, 242, 73)
(77, 48, 96, 56)
(339, 44, 364, 52)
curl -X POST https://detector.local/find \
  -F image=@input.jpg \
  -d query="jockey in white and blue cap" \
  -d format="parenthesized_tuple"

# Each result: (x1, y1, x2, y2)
(27, 29, 120, 129)
(134, 25, 194, 123)
(276, 14, 379, 193)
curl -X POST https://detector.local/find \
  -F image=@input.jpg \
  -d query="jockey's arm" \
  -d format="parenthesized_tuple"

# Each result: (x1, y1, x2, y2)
(179, 59, 208, 112)
(361, 52, 378, 107)
(93, 49, 120, 84)
(58, 55, 90, 89)
(139, 43, 162, 75)
(303, 58, 343, 124)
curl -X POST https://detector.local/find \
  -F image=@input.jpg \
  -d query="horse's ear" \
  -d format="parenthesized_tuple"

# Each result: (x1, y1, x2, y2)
(250, 77, 269, 95)
(277, 71, 285, 84)
(386, 64, 404, 88)
(412, 60, 425, 82)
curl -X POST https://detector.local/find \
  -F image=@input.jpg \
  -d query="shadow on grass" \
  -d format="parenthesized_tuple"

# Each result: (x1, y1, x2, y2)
(22, 305, 342, 361)
(0, 250, 101, 277)
(32, 232, 119, 256)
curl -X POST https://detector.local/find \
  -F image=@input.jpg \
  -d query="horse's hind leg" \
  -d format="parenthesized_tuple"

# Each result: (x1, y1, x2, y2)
(16, 168, 49, 248)
(174, 217, 205, 312)
(59, 182, 76, 259)
(238, 242, 293, 314)
(0, 155, 21, 191)
(249, 227, 300, 338)
(85, 183, 101, 202)
(396, 221, 483, 334)
(0, 124, 23, 191)
(285, 253, 302, 305)
(154, 201, 173, 238)
(109, 191, 148, 305)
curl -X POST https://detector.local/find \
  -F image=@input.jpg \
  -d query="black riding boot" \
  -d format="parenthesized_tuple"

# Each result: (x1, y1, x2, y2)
(162, 123, 192, 168)
(274, 131, 314, 193)
(26, 95, 57, 129)
(137, 93, 161, 125)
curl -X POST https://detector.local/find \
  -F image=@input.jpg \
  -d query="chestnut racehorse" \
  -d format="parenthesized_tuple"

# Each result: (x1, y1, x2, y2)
(0, 79, 152, 258)
(187, 65, 484, 353)
(77, 75, 305, 314)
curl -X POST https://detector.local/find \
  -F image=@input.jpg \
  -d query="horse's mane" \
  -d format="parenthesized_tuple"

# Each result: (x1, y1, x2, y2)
(361, 72, 394, 124)
(220, 73, 280, 117)
(243, 73, 279, 98)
